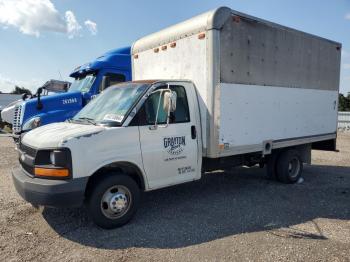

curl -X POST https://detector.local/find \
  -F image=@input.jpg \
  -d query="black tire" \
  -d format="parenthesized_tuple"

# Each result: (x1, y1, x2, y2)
(265, 152, 279, 180)
(87, 173, 140, 229)
(276, 149, 303, 184)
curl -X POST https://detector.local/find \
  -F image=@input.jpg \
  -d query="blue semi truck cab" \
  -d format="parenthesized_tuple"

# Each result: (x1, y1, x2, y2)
(12, 47, 131, 139)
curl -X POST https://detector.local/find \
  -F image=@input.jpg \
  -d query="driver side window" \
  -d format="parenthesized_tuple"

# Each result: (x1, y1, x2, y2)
(131, 85, 190, 126)
(99, 73, 125, 92)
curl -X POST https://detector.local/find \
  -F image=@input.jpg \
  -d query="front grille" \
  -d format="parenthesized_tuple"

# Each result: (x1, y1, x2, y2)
(13, 104, 23, 133)
(19, 143, 37, 157)
(20, 160, 34, 175)
(18, 142, 37, 176)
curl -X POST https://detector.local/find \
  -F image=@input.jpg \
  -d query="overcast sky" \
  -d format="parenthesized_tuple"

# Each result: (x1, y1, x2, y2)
(0, 0, 349, 94)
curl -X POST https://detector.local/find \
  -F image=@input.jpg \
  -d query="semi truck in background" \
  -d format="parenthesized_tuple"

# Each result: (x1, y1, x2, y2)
(12, 7, 341, 229)
(0, 80, 70, 127)
(10, 47, 131, 140)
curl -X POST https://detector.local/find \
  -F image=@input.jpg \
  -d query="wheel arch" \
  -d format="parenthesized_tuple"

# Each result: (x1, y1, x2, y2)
(85, 161, 147, 197)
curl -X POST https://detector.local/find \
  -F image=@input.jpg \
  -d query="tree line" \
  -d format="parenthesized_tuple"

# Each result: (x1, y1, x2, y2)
(0, 86, 32, 95)
(10, 86, 32, 95)
(339, 93, 350, 112)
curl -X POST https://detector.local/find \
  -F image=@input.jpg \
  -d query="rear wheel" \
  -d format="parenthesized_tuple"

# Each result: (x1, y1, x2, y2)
(276, 149, 303, 184)
(87, 174, 140, 229)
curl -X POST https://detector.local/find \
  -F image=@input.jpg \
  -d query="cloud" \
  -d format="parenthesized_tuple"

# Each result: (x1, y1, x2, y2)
(84, 20, 97, 35)
(343, 64, 350, 70)
(65, 11, 82, 39)
(0, 74, 43, 93)
(0, 0, 66, 37)
(0, 0, 96, 38)
(345, 13, 350, 20)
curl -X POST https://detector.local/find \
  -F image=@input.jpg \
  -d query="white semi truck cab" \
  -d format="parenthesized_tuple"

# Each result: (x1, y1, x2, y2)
(12, 7, 340, 228)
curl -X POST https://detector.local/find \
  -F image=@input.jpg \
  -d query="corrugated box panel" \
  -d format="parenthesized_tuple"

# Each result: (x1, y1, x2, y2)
(220, 16, 341, 91)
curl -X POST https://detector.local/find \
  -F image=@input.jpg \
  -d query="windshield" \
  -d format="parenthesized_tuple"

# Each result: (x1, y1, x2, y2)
(69, 74, 96, 93)
(73, 82, 149, 125)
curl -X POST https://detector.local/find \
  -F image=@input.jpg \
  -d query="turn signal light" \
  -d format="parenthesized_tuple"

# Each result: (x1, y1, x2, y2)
(35, 167, 69, 178)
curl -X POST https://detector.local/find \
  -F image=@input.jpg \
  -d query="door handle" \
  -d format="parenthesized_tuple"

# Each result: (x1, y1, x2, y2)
(191, 125, 197, 139)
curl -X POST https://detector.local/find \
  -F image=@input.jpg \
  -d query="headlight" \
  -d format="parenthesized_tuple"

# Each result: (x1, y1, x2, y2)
(22, 117, 41, 130)
(34, 149, 72, 179)
(49, 150, 67, 166)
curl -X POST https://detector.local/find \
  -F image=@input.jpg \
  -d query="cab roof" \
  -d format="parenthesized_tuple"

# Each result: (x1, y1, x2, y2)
(70, 47, 131, 78)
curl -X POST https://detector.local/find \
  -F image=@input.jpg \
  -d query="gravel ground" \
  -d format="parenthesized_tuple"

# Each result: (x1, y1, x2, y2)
(0, 133, 349, 261)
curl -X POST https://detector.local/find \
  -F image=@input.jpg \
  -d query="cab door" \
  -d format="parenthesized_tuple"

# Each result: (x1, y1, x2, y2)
(137, 82, 201, 189)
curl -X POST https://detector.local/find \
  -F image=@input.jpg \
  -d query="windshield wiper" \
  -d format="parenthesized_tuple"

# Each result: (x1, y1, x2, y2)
(76, 117, 97, 125)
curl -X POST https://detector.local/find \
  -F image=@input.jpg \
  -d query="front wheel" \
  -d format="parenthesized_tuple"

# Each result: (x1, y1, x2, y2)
(87, 174, 140, 229)
(276, 150, 303, 184)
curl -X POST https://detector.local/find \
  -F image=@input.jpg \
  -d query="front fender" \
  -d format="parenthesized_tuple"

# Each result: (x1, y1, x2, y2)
(88, 160, 148, 190)
(63, 126, 148, 188)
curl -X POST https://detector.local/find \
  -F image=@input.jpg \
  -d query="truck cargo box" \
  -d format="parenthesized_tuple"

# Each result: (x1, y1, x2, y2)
(132, 7, 341, 158)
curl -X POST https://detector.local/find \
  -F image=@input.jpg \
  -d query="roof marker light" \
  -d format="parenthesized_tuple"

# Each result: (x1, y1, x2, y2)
(154, 47, 159, 53)
(198, 33, 206, 40)
(134, 54, 139, 59)
(161, 45, 167, 51)
(233, 16, 241, 23)
(170, 42, 176, 48)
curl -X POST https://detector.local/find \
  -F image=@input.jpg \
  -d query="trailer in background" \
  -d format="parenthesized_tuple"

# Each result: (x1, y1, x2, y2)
(338, 111, 350, 131)
(0, 94, 22, 111)
(0, 94, 21, 124)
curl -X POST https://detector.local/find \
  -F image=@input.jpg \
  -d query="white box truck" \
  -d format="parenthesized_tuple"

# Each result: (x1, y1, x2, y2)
(12, 7, 341, 229)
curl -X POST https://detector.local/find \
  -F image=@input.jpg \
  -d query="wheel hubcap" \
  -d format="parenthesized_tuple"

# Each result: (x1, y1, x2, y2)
(110, 193, 128, 212)
(101, 185, 131, 219)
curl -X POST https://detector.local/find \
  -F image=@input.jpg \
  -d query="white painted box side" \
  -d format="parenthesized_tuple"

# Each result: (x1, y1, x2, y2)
(218, 83, 338, 154)
(133, 33, 209, 149)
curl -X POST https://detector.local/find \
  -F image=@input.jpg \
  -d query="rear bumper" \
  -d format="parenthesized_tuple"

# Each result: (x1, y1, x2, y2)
(12, 167, 88, 208)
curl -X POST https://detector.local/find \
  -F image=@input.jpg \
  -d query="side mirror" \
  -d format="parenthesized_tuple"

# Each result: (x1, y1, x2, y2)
(150, 89, 177, 130)
(101, 75, 109, 92)
(22, 93, 28, 101)
(163, 91, 177, 113)
(37, 87, 43, 95)
(36, 87, 43, 110)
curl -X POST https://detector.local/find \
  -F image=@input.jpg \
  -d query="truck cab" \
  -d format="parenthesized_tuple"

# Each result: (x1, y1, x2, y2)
(12, 47, 131, 140)
(12, 80, 202, 228)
